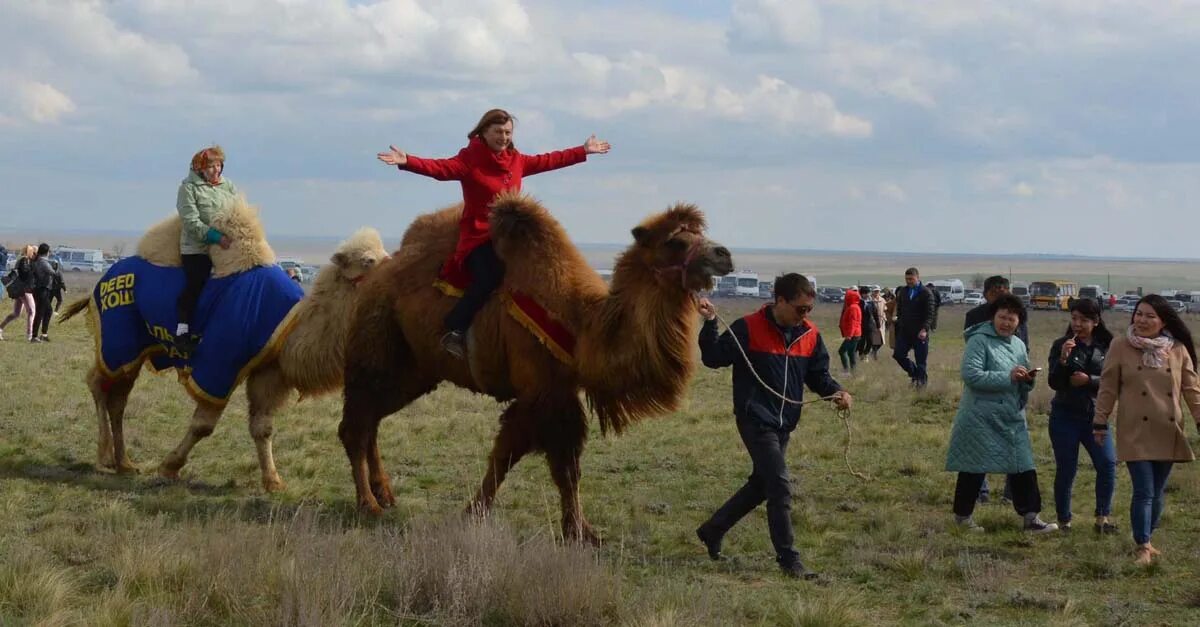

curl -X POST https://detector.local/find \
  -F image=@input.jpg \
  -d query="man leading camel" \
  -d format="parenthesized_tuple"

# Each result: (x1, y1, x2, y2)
(694, 273, 852, 579)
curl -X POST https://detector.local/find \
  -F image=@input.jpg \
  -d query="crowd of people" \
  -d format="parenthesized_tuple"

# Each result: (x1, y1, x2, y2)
(0, 243, 66, 342)
(8, 108, 1199, 581)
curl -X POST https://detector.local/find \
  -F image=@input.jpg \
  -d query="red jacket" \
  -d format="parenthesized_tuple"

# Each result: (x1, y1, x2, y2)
(402, 137, 587, 278)
(840, 289, 862, 338)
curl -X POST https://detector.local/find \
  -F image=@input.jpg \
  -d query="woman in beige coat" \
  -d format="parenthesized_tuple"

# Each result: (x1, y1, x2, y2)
(1094, 294, 1200, 565)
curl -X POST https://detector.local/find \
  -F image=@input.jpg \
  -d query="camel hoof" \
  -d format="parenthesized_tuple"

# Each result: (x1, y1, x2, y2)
(371, 485, 396, 508)
(462, 502, 490, 520)
(158, 465, 182, 481)
(566, 524, 602, 548)
(115, 462, 141, 475)
(262, 476, 287, 493)
(358, 499, 384, 517)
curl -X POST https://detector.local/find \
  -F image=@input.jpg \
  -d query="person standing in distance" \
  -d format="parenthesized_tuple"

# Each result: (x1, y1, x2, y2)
(693, 273, 852, 579)
(893, 267, 935, 387)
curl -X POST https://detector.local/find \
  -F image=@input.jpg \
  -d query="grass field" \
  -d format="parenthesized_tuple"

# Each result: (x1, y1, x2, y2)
(3, 288, 1200, 625)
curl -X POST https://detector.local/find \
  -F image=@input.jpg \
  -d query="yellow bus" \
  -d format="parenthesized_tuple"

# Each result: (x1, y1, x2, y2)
(1029, 280, 1078, 310)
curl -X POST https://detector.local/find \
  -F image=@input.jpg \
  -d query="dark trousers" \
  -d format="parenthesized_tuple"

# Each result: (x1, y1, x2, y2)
(954, 470, 1042, 518)
(50, 289, 63, 312)
(32, 288, 53, 336)
(1048, 406, 1116, 523)
(700, 419, 799, 566)
(837, 337, 860, 370)
(892, 332, 929, 383)
(177, 254, 213, 326)
(444, 242, 506, 333)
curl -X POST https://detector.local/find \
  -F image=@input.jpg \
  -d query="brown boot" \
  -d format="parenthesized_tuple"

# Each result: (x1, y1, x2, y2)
(1133, 544, 1154, 566)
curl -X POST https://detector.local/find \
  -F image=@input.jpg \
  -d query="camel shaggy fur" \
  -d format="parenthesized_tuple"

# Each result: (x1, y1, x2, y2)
(339, 192, 733, 542)
(62, 202, 388, 490)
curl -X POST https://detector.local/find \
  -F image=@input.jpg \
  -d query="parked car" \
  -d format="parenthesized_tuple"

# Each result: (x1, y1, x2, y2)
(962, 291, 985, 306)
(1114, 295, 1141, 313)
(817, 286, 844, 303)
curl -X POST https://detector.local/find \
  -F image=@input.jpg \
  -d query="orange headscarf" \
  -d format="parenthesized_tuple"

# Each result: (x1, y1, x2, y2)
(190, 145, 226, 172)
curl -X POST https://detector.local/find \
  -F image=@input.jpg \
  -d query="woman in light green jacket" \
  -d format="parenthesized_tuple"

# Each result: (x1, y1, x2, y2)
(174, 146, 236, 352)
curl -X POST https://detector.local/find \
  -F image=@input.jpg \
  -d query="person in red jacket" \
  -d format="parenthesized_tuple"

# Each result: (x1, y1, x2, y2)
(378, 109, 611, 358)
(838, 288, 863, 374)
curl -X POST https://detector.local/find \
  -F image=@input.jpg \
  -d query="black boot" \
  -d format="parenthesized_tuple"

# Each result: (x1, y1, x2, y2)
(779, 559, 820, 580)
(695, 525, 725, 561)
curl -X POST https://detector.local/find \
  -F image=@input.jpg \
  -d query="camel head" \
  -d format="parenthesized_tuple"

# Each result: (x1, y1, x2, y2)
(209, 196, 277, 276)
(329, 227, 388, 285)
(626, 203, 733, 293)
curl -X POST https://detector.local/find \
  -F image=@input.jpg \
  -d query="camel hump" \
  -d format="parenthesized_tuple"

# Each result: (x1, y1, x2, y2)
(488, 191, 567, 251)
(137, 215, 184, 267)
(135, 196, 275, 275)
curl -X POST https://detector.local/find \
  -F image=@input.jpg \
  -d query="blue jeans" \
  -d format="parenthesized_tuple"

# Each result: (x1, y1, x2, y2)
(1047, 406, 1116, 523)
(892, 333, 928, 384)
(1127, 461, 1173, 545)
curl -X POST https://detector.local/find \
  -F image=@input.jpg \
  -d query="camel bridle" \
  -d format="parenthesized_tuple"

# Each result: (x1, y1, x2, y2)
(653, 225, 706, 290)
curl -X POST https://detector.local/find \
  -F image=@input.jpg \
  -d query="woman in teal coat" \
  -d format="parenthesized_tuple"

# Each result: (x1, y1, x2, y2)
(946, 294, 1057, 534)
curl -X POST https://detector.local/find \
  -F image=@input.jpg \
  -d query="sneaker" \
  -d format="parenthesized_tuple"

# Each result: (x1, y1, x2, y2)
(955, 516, 985, 533)
(1094, 520, 1119, 535)
(441, 330, 466, 359)
(29, 337, 41, 343)
(1022, 514, 1059, 535)
(1134, 545, 1155, 566)
(1060, 521, 1072, 532)
(174, 333, 200, 355)
(39, 335, 49, 342)
(695, 526, 724, 561)
(780, 560, 821, 580)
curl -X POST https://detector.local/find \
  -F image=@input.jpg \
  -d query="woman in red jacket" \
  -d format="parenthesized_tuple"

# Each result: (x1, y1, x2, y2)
(378, 109, 611, 358)
(838, 288, 863, 374)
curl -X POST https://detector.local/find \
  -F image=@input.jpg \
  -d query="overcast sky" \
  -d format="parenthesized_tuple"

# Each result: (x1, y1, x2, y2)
(2, 0, 1198, 257)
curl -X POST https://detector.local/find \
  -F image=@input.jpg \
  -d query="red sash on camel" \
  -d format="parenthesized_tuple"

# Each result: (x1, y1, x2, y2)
(434, 258, 576, 365)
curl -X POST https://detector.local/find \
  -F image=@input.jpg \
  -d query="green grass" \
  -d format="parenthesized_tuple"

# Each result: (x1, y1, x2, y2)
(3, 295, 1200, 625)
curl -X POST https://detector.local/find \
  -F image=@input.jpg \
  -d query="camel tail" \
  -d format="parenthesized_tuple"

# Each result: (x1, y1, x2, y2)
(58, 296, 91, 323)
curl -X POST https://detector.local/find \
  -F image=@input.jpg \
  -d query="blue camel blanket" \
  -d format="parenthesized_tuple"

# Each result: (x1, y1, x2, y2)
(90, 256, 304, 404)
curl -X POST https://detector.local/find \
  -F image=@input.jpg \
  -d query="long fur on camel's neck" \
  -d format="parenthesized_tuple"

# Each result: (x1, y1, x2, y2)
(277, 228, 386, 396)
(489, 193, 704, 435)
(135, 196, 275, 275)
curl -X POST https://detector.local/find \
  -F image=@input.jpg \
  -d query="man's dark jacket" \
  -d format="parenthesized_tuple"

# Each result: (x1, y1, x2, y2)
(894, 284, 936, 338)
(31, 255, 56, 291)
(964, 304, 1029, 349)
(699, 304, 841, 431)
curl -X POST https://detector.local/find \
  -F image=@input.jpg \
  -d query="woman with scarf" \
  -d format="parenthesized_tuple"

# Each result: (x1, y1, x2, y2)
(1094, 294, 1200, 564)
(378, 109, 611, 358)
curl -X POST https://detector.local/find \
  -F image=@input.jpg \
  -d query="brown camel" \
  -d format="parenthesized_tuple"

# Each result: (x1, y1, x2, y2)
(339, 192, 733, 542)
(61, 199, 389, 490)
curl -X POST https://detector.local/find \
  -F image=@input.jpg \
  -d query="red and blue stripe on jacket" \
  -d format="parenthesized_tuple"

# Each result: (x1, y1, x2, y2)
(699, 304, 842, 431)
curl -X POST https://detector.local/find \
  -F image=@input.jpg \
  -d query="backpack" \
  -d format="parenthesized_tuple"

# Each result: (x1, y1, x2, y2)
(2, 269, 21, 299)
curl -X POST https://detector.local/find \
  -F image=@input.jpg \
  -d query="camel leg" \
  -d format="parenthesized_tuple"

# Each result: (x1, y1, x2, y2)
(340, 368, 433, 515)
(246, 364, 292, 493)
(467, 401, 535, 517)
(540, 398, 598, 545)
(159, 401, 224, 480)
(86, 367, 115, 470)
(105, 375, 140, 474)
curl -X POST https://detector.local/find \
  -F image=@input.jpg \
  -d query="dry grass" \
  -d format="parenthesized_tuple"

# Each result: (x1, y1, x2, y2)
(3, 285, 1200, 624)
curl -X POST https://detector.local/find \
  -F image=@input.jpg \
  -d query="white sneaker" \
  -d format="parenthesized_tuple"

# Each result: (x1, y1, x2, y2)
(1023, 514, 1059, 535)
(955, 516, 984, 533)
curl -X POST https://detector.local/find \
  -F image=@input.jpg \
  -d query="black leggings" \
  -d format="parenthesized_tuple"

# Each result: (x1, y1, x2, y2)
(444, 242, 505, 333)
(177, 254, 213, 326)
(954, 470, 1042, 518)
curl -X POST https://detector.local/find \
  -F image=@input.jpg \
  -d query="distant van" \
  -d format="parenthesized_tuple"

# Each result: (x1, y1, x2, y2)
(56, 247, 105, 272)
(1010, 281, 1030, 306)
(930, 279, 965, 304)
(1030, 280, 1079, 310)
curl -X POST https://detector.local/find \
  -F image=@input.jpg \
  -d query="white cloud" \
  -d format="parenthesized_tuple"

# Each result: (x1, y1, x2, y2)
(712, 75, 872, 137)
(728, 0, 823, 50)
(17, 81, 76, 124)
(1013, 181, 1034, 197)
(879, 182, 907, 202)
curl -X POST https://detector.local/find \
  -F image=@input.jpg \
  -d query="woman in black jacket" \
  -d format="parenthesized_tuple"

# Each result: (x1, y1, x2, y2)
(1047, 297, 1116, 532)
(1, 245, 38, 341)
